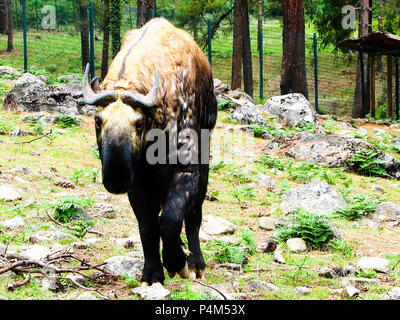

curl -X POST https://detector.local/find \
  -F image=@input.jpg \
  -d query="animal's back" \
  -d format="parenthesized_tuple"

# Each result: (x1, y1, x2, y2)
(103, 18, 216, 130)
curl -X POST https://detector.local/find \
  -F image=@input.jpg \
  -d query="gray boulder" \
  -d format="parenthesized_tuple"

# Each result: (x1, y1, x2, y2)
(280, 181, 346, 215)
(231, 102, 267, 126)
(263, 93, 316, 127)
(263, 132, 400, 179)
(3, 73, 96, 116)
(0, 66, 21, 77)
(132, 283, 170, 300)
(102, 256, 143, 277)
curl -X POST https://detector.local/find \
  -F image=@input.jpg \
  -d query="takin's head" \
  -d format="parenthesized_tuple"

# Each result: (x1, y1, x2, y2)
(82, 64, 160, 194)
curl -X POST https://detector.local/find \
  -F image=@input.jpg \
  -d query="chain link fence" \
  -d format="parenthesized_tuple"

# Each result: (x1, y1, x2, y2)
(0, 1, 392, 117)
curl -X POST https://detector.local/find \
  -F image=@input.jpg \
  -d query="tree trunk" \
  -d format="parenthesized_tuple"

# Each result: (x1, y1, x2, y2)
(6, 0, 12, 51)
(231, 0, 244, 90)
(110, 0, 122, 58)
(137, 0, 156, 28)
(280, 0, 308, 99)
(376, 0, 383, 72)
(101, 0, 110, 79)
(257, 0, 263, 51)
(0, 0, 8, 35)
(352, 0, 371, 118)
(242, 0, 253, 97)
(78, 3, 90, 73)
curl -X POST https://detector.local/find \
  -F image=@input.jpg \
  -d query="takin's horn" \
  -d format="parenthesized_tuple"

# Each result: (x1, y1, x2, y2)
(121, 70, 160, 108)
(82, 63, 118, 106)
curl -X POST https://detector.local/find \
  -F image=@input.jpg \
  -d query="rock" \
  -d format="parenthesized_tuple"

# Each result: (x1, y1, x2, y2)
(357, 257, 390, 273)
(344, 286, 360, 298)
(342, 278, 379, 288)
(0, 66, 20, 76)
(227, 88, 255, 105)
(132, 283, 170, 300)
(102, 256, 144, 277)
(217, 236, 239, 245)
(76, 292, 98, 300)
(213, 78, 229, 94)
(318, 267, 338, 279)
(295, 286, 311, 295)
(371, 184, 385, 194)
(257, 237, 278, 253)
(11, 128, 30, 137)
(387, 287, 400, 300)
(373, 128, 386, 135)
(374, 202, 400, 222)
(286, 238, 307, 253)
(256, 174, 275, 189)
(216, 263, 242, 271)
(190, 282, 234, 300)
(96, 203, 116, 219)
(0, 184, 22, 201)
(202, 215, 235, 235)
(3, 73, 97, 116)
(280, 181, 346, 215)
(273, 249, 286, 264)
(9, 166, 31, 175)
(199, 229, 211, 242)
(2, 216, 25, 229)
(248, 280, 278, 292)
(71, 241, 91, 250)
(263, 93, 316, 127)
(41, 276, 59, 291)
(263, 132, 400, 179)
(258, 217, 276, 230)
(21, 113, 57, 125)
(21, 245, 51, 261)
(66, 274, 86, 286)
(231, 103, 267, 126)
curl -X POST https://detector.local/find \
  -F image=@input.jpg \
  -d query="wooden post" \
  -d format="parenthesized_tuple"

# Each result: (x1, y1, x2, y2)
(388, 55, 393, 120)
(370, 55, 375, 119)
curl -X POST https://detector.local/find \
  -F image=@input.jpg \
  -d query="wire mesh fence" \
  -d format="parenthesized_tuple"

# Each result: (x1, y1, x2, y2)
(0, 1, 394, 117)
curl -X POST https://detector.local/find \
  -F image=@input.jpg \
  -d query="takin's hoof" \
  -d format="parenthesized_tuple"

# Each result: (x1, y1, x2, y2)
(167, 270, 176, 278)
(177, 262, 190, 279)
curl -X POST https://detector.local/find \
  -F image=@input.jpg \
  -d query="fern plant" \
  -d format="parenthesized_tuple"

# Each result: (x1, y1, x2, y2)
(347, 148, 389, 178)
(56, 114, 78, 128)
(49, 195, 94, 223)
(275, 209, 336, 250)
(333, 193, 382, 221)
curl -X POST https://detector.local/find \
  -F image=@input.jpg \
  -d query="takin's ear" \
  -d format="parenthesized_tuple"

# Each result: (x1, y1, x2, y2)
(90, 77, 103, 94)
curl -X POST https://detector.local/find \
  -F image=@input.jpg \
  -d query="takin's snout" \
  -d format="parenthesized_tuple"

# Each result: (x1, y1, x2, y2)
(100, 139, 135, 194)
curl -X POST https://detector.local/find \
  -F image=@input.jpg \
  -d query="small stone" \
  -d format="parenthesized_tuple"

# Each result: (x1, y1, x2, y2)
(286, 238, 307, 253)
(216, 263, 242, 271)
(342, 278, 379, 288)
(102, 256, 144, 277)
(0, 184, 22, 201)
(202, 215, 235, 235)
(71, 241, 90, 250)
(2, 216, 25, 229)
(66, 274, 86, 286)
(257, 237, 278, 253)
(248, 280, 278, 292)
(41, 276, 59, 291)
(21, 245, 51, 261)
(357, 257, 390, 273)
(97, 203, 116, 219)
(199, 229, 211, 242)
(30, 152, 41, 156)
(76, 292, 98, 300)
(256, 174, 275, 189)
(132, 283, 170, 300)
(371, 185, 385, 194)
(318, 267, 337, 278)
(387, 287, 400, 300)
(217, 236, 239, 245)
(344, 285, 360, 298)
(295, 286, 311, 295)
(258, 217, 276, 230)
(9, 166, 31, 175)
(273, 250, 286, 264)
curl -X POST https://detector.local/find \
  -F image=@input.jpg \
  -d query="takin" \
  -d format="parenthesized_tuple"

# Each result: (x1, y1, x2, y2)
(82, 18, 217, 285)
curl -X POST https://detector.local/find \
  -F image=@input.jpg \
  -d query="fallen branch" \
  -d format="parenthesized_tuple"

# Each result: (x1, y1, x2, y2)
(46, 212, 104, 236)
(7, 275, 31, 291)
(193, 279, 228, 300)
(15, 129, 53, 144)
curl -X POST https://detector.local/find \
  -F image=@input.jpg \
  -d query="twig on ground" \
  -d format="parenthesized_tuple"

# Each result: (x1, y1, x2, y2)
(7, 275, 31, 291)
(15, 130, 53, 144)
(193, 279, 228, 300)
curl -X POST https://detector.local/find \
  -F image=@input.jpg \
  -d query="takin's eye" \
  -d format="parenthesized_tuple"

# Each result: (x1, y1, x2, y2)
(135, 119, 145, 131)
(94, 115, 102, 131)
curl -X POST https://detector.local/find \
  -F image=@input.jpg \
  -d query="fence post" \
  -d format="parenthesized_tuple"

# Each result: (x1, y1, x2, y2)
(396, 58, 399, 121)
(259, 25, 263, 101)
(35, 0, 39, 30)
(207, 19, 212, 66)
(360, 46, 366, 118)
(89, 0, 95, 79)
(22, 0, 27, 72)
(313, 33, 319, 113)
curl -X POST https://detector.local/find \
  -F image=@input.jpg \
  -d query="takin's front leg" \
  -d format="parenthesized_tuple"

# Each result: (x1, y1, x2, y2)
(159, 169, 206, 280)
(128, 190, 164, 286)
